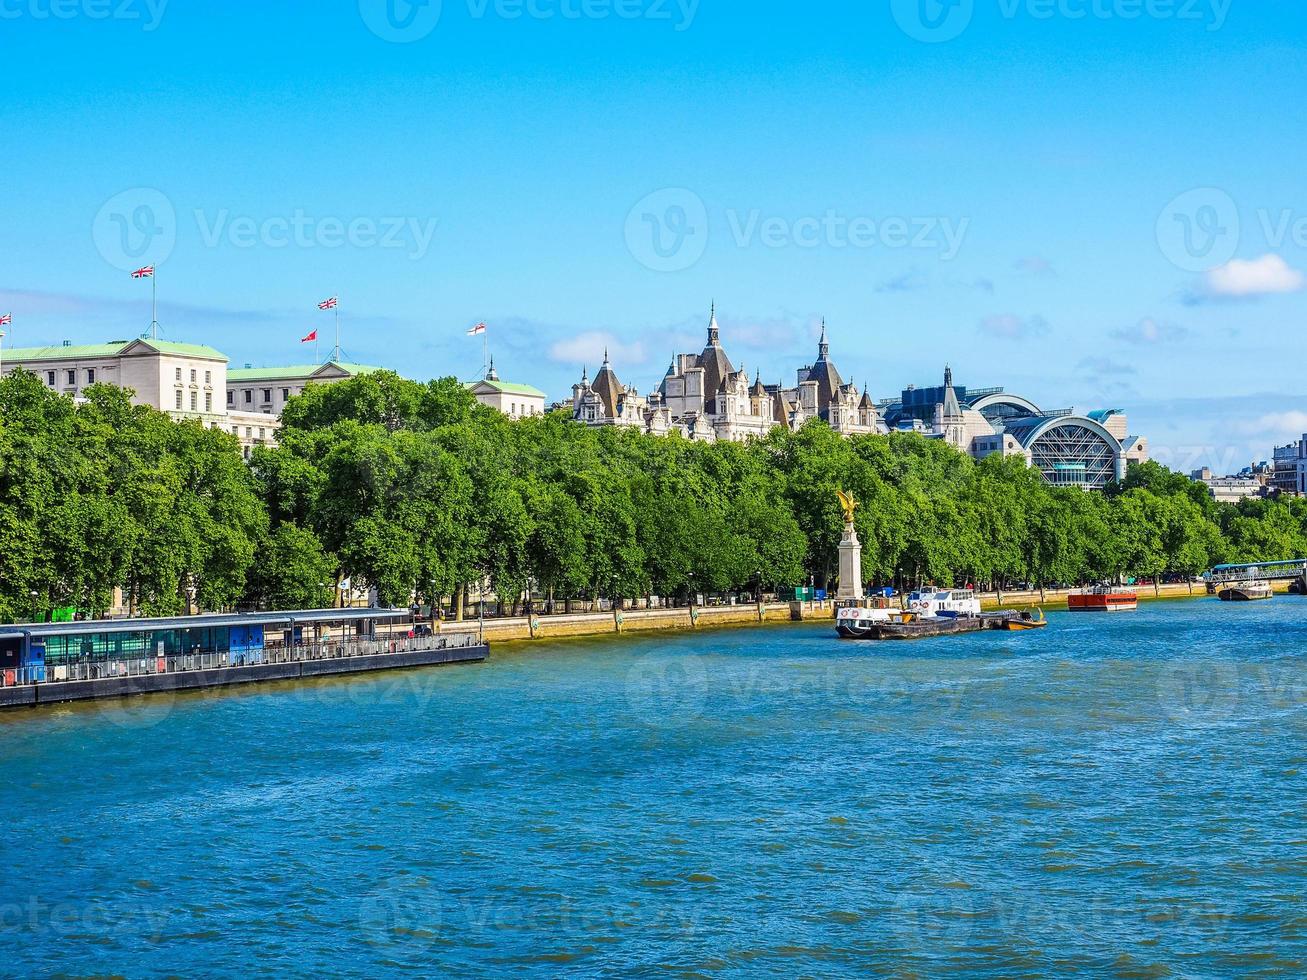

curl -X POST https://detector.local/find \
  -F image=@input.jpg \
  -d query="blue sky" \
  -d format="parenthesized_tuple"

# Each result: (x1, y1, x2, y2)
(1, 0, 1304, 472)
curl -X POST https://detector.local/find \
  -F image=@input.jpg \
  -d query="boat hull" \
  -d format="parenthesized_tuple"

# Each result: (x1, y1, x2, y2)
(1218, 585, 1273, 601)
(1068, 590, 1138, 612)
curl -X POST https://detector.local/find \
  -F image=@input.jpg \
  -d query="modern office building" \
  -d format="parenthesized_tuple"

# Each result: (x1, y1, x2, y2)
(879, 369, 1149, 489)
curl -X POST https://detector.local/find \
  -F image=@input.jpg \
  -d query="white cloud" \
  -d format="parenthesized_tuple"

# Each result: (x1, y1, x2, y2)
(1014, 256, 1055, 277)
(1200, 254, 1305, 299)
(1110, 317, 1189, 345)
(875, 270, 928, 293)
(1233, 410, 1307, 441)
(1077, 356, 1136, 377)
(548, 331, 646, 368)
(978, 313, 1050, 340)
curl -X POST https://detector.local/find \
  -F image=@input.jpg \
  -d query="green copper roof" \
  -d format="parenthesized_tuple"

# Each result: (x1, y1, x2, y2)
(467, 379, 546, 397)
(1, 338, 227, 363)
(227, 362, 383, 382)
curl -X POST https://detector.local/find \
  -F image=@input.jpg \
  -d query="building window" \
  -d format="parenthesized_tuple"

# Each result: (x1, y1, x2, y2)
(205, 392, 212, 412)
(46, 371, 55, 386)
(176, 390, 183, 410)
(86, 368, 95, 384)
(175, 367, 182, 381)
(190, 369, 197, 383)
(282, 388, 290, 401)
(66, 369, 76, 385)
(227, 391, 234, 406)
(190, 391, 197, 411)
(244, 390, 252, 404)
(258, 427, 265, 439)
(245, 427, 252, 437)
(262, 388, 272, 403)
(204, 370, 211, 384)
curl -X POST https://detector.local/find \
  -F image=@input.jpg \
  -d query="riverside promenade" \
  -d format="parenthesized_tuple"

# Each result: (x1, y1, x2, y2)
(437, 581, 1212, 644)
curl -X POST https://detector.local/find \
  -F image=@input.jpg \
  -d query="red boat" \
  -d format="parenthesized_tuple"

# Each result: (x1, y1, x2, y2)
(1067, 586, 1138, 612)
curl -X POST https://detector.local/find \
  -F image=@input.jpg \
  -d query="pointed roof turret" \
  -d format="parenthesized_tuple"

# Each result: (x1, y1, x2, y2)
(697, 301, 735, 413)
(941, 364, 962, 419)
(859, 382, 874, 410)
(486, 356, 499, 382)
(591, 353, 623, 418)
(804, 318, 844, 410)
(750, 368, 767, 398)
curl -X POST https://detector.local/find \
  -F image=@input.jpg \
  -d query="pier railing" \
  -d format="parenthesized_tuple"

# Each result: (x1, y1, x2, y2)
(3, 632, 482, 688)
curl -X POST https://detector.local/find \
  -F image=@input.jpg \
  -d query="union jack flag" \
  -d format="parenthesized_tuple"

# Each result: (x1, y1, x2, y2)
(318, 297, 338, 310)
(132, 265, 154, 278)
(0, 313, 10, 326)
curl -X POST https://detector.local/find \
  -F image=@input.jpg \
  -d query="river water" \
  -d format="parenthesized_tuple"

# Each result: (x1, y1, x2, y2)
(1, 598, 1304, 976)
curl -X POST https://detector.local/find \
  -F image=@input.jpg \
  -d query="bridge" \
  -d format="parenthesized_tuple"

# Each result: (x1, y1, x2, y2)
(1209, 560, 1307, 582)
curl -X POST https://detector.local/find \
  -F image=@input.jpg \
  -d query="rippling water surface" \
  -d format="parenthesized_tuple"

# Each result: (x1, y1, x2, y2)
(2, 598, 1305, 976)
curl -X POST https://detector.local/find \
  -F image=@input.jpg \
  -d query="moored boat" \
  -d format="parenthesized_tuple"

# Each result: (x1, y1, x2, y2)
(1068, 585, 1138, 612)
(906, 588, 982, 618)
(834, 596, 902, 639)
(1002, 608, 1047, 630)
(1217, 579, 1273, 601)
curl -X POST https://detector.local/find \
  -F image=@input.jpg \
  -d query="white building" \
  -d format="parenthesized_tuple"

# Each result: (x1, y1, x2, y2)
(1190, 467, 1265, 503)
(226, 360, 381, 418)
(0, 337, 384, 459)
(0, 337, 273, 454)
(467, 359, 546, 418)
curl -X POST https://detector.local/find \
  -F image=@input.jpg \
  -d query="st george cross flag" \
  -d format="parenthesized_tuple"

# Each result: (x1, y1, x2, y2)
(132, 265, 154, 279)
(466, 322, 486, 335)
(318, 297, 338, 310)
(301, 329, 318, 343)
(0, 313, 11, 326)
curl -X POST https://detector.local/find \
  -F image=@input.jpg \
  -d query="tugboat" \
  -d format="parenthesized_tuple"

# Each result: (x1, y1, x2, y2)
(1068, 584, 1138, 612)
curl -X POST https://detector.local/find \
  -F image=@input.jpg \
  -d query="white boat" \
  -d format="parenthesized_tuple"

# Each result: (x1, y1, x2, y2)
(834, 596, 902, 638)
(906, 588, 982, 618)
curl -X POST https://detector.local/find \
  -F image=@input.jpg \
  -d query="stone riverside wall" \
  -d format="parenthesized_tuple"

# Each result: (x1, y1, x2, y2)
(436, 581, 1218, 645)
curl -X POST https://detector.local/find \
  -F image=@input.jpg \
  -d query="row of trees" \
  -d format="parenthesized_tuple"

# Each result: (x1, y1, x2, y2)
(3, 368, 1306, 620)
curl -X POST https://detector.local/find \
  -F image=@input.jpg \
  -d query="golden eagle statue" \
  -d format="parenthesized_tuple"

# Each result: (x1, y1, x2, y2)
(836, 489, 858, 525)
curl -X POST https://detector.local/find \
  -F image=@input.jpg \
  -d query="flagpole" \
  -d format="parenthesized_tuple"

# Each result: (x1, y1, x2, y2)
(150, 269, 158, 339)
(334, 297, 341, 364)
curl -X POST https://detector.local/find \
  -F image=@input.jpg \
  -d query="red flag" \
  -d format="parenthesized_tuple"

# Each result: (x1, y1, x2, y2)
(301, 329, 318, 343)
(132, 265, 154, 278)
(0, 313, 11, 326)
(318, 297, 337, 310)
